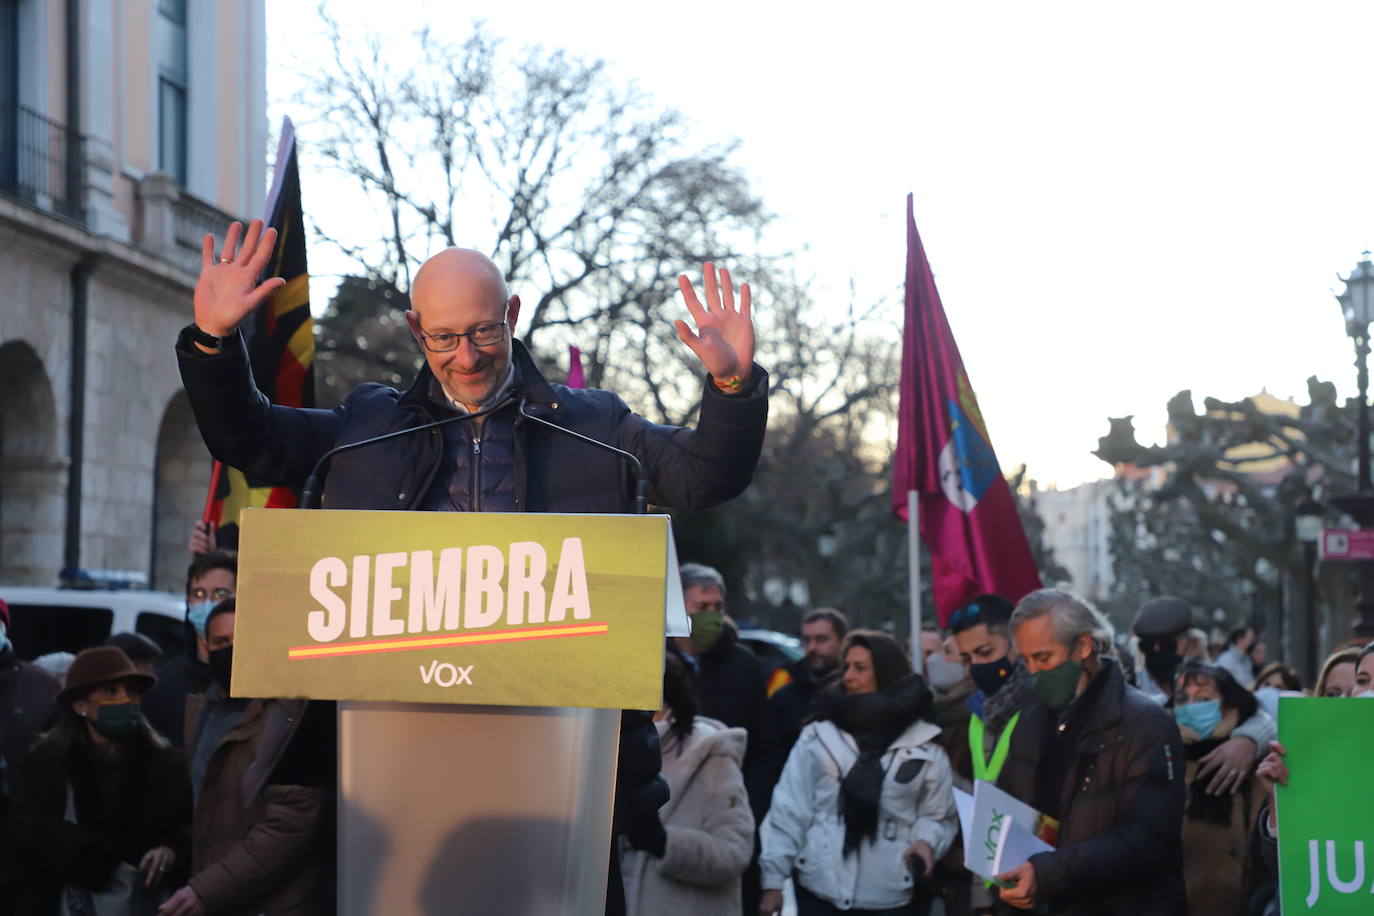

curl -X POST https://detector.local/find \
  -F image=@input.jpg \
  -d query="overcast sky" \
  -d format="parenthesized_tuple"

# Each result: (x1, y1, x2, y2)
(268, 1, 1374, 488)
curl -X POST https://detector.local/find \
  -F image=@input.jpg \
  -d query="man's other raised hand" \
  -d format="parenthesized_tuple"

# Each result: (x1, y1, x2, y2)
(675, 262, 755, 391)
(193, 220, 285, 345)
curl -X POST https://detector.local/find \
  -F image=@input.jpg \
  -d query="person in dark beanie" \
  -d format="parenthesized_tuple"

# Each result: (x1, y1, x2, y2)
(1132, 595, 1274, 799)
(759, 631, 957, 916)
(105, 632, 164, 675)
(11, 646, 191, 914)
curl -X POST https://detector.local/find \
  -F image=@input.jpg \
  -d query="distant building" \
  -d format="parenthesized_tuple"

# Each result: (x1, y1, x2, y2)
(2, 0, 266, 589)
(1033, 479, 1115, 604)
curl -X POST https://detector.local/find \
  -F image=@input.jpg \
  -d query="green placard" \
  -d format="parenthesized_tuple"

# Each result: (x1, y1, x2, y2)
(1277, 696, 1374, 913)
(231, 509, 670, 709)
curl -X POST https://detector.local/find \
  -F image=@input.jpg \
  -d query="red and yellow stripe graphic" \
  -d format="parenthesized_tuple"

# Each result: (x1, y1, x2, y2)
(287, 621, 610, 660)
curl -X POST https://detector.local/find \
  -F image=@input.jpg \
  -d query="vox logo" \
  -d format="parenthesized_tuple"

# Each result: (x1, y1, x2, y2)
(419, 660, 474, 687)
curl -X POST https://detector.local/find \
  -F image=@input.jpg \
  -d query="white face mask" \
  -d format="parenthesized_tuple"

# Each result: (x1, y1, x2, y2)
(1354, 689, 1374, 699)
(925, 651, 967, 692)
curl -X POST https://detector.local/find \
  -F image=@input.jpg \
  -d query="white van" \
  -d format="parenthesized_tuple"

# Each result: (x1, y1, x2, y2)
(0, 586, 187, 661)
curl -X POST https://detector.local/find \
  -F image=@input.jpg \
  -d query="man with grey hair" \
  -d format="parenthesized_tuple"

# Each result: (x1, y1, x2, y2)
(672, 562, 778, 916)
(994, 589, 1186, 915)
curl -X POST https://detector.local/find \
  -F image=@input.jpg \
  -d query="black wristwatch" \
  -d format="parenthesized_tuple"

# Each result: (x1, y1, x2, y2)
(188, 324, 231, 351)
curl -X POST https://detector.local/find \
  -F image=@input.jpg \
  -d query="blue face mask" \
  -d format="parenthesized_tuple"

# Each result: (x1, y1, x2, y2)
(187, 600, 216, 639)
(1175, 698, 1223, 739)
(0, 621, 10, 654)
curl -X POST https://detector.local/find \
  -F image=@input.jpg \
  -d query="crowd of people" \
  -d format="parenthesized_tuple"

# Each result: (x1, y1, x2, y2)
(0, 550, 335, 915)
(0, 547, 1353, 915)
(614, 567, 1365, 916)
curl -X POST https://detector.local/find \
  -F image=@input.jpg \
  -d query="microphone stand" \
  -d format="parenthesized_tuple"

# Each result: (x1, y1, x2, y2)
(516, 400, 648, 515)
(299, 397, 515, 509)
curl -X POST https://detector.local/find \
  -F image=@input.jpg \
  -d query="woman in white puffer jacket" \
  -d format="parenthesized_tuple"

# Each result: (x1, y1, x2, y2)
(759, 630, 958, 915)
(620, 652, 755, 916)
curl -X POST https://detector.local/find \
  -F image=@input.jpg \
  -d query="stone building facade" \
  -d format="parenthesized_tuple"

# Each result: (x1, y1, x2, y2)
(2, 0, 266, 590)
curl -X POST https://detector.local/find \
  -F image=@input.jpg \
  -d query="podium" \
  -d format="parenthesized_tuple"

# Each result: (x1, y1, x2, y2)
(233, 510, 688, 915)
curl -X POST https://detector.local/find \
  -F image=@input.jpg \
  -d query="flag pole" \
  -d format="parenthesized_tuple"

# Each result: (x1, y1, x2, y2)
(908, 488, 922, 671)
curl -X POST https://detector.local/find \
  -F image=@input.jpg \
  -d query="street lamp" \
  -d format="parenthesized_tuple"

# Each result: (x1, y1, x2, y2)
(1328, 254, 1374, 637)
(1295, 499, 1324, 679)
(1337, 253, 1374, 491)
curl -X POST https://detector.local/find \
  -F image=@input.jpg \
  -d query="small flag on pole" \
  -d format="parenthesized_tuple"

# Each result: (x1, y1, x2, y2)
(566, 345, 585, 389)
(202, 118, 314, 548)
(892, 194, 1041, 624)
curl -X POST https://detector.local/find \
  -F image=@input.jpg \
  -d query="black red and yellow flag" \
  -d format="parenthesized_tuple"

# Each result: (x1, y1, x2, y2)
(202, 118, 313, 549)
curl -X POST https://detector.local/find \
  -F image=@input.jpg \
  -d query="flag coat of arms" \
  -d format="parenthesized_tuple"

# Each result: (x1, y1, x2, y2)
(892, 194, 1041, 624)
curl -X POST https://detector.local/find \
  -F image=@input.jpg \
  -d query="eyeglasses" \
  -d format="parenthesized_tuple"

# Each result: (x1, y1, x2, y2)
(418, 321, 507, 353)
(188, 587, 233, 602)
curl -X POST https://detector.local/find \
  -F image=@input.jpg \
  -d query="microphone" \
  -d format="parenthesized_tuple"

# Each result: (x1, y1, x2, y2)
(516, 399, 649, 515)
(299, 396, 515, 509)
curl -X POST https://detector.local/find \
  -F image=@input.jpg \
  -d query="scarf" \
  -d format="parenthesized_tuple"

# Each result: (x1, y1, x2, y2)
(814, 675, 929, 854)
(1181, 708, 1242, 826)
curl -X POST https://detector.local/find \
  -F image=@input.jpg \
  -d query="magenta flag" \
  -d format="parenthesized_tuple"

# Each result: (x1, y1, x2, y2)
(892, 194, 1041, 625)
(566, 345, 585, 389)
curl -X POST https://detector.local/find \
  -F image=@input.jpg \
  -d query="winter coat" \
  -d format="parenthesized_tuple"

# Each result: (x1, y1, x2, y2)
(1179, 709, 1261, 916)
(176, 331, 769, 515)
(996, 658, 1188, 916)
(620, 717, 754, 916)
(11, 725, 191, 915)
(760, 718, 958, 911)
(186, 691, 335, 916)
(143, 651, 213, 750)
(0, 651, 59, 796)
(770, 658, 835, 759)
(676, 625, 782, 820)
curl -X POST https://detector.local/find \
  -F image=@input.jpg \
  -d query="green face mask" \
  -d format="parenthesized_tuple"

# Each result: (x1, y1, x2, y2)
(688, 609, 725, 652)
(90, 701, 143, 739)
(1031, 657, 1083, 709)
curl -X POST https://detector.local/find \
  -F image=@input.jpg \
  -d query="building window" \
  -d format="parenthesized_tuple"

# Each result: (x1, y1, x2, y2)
(156, 0, 187, 184)
(158, 77, 186, 184)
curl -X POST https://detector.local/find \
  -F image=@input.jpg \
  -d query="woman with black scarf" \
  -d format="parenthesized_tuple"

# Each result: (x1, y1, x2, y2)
(1171, 659, 1262, 915)
(758, 630, 957, 916)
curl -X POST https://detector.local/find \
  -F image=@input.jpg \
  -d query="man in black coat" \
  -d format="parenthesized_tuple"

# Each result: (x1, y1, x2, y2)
(178, 221, 770, 916)
(769, 607, 847, 758)
(995, 589, 1187, 916)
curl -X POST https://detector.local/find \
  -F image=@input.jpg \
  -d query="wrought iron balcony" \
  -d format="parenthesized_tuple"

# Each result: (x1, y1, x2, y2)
(0, 103, 85, 224)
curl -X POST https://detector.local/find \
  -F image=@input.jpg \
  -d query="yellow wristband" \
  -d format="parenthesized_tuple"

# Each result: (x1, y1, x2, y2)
(713, 374, 747, 393)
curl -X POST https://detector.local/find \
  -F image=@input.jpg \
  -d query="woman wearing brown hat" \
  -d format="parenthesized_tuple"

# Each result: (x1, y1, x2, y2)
(10, 646, 191, 915)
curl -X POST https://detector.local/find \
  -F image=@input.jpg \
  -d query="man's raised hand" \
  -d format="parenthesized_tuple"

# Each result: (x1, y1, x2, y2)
(675, 262, 755, 390)
(193, 219, 285, 341)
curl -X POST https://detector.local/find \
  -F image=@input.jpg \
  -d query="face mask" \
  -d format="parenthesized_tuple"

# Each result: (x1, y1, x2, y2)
(1031, 657, 1083, 709)
(208, 646, 234, 693)
(0, 621, 10, 654)
(925, 652, 966, 692)
(1175, 698, 1222, 738)
(1143, 647, 1182, 689)
(187, 600, 216, 639)
(89, 700, 143, 739)
(1354, 689, 1374, 699)
(688, 610, 725, 652)
(969, 656, 1014, 697)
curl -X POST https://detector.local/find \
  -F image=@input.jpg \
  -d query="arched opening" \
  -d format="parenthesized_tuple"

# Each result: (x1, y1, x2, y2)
(152, 390, 212, 591)
(0, 340, 65, 584)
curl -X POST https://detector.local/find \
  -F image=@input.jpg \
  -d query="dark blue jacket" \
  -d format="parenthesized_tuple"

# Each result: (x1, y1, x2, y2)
(176, 329, 768, 513)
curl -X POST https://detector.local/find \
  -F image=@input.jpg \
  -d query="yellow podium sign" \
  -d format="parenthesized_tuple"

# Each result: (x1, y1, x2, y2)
(232, 509, 671, 709)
